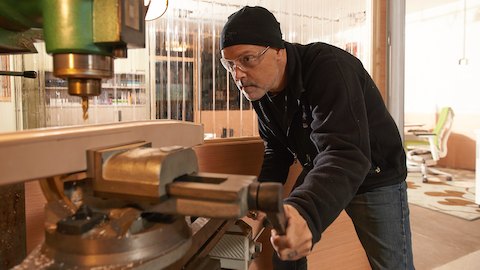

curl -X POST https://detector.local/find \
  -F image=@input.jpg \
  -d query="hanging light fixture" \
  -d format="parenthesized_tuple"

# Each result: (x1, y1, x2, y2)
(459, 0, 468, 65)
(144, 0, 169, 21)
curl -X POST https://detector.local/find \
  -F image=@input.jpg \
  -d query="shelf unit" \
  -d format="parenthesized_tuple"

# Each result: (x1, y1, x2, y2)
(44, 71, 148, 126)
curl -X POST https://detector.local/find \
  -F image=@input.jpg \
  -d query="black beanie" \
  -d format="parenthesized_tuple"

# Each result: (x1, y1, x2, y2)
(220, 6, 284, 50)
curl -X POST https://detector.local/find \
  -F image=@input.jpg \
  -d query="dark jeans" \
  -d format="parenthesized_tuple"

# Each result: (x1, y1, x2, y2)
(272, 181, 414, 270)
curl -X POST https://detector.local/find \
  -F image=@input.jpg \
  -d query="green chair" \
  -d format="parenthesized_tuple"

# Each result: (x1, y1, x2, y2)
(405, 107, 455, 183)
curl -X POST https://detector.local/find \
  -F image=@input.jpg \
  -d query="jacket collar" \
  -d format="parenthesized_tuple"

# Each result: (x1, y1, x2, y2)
(284, 42, 306, 100)
(283, 42, 307, 135)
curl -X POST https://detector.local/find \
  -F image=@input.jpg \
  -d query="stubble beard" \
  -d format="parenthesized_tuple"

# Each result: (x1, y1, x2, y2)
(236, 80, 267, 101)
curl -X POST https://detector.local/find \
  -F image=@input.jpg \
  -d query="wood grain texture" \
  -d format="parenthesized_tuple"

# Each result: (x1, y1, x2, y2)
(409, 204, 480, 269)
(193, 137, 265, 176)
(25, 180, 46, 254)
(372, 0, 388, 102)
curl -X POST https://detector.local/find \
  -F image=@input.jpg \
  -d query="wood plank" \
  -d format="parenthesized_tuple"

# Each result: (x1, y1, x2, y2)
(25, 180, 46, 253)
(409, 204, 480, 269)
(372, 0, 388, 102)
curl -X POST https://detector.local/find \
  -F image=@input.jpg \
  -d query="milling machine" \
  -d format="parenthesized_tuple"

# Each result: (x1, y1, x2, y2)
(0, 0, 150, 120)
(0, 121, 286, 269)
(0, 1, 286, 269)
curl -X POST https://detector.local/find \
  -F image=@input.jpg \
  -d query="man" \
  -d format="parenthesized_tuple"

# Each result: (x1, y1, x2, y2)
(220, 6, 414, 270)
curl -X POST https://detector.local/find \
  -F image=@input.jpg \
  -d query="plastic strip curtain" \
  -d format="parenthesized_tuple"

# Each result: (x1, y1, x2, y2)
(152, 0, 371, 139)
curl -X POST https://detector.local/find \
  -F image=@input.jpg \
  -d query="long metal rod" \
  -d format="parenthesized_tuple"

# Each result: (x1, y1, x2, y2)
(0, 70, 37, 78)
(387, 0, 406, 140)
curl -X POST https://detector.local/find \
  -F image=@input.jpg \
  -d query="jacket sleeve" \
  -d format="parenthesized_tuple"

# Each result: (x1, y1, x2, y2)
(284, 47, 372, 244)
(257, 119, 294, 184)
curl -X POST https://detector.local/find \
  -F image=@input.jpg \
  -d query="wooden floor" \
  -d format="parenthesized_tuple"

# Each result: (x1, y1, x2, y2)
(304, 203, 480, 270)
(409, 204, 480, 270)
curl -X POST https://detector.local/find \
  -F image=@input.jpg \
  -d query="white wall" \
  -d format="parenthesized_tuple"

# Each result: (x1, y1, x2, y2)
(405, 0, 480, 115)
(405, 0, 480, 169)
(0, 59, 16, 132)
(0, 102, 16, 132)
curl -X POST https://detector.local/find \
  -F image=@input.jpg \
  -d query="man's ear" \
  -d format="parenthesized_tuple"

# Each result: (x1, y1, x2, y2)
(274, 48, 286, 62)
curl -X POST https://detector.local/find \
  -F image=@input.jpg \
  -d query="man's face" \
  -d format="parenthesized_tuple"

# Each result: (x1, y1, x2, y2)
(221, 44, 283, 101)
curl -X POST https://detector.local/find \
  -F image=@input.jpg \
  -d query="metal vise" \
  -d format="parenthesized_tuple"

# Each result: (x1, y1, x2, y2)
(0, 121, 285, 269)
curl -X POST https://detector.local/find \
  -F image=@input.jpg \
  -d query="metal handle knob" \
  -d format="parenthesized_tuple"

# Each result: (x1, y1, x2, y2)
(248, 182, 287, 235)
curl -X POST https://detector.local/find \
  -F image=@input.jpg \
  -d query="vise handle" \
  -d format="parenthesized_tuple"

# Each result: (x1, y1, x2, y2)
(247, 182, 287, 235)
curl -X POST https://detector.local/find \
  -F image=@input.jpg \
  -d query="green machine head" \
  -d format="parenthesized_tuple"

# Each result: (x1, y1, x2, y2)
(0, 0, 150, 120)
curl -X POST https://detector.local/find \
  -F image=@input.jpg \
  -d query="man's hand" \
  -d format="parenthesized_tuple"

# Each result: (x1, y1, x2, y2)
(270, 204, 313, 261)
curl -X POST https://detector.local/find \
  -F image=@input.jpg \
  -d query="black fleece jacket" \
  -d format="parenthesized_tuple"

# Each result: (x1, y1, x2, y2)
(252, 42, 407, 244)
